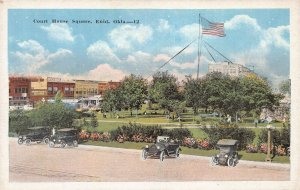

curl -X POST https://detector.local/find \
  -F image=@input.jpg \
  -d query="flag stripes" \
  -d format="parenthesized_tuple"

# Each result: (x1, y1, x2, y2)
(201, 19, 225, 37)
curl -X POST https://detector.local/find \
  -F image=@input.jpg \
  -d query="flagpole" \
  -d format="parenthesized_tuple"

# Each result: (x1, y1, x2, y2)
(197, 14, 200, 79)
(197, 14, 203, 80)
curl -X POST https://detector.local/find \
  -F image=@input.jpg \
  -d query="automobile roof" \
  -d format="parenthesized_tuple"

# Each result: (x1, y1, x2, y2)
(217, 139, 239, 146)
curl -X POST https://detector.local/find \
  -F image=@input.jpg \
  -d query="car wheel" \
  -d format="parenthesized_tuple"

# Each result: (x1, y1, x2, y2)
(142, 149, 148, 160)
(60, 141, 66, 148)
(49, 141, 55, 148)
(17, 138, 23, 145)
(160, 151, 165, 162)
(25, 139, 31, 146)
(73, 140, 78, 147)
(175, 147, 180, 158)
(227, 157, 235, 167)
(211, 156, 218, 166)
(43, 137, 50, 144)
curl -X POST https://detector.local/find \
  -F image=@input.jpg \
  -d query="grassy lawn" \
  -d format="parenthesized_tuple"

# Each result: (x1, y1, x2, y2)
(81, 140, 290, 164)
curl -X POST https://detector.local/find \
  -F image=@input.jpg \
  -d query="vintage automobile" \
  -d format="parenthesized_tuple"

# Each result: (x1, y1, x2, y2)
(211, 139, 239, 167)
(18, 126, 51, 145)
(49, 128, 79, 148)
(142, 136, 181, 161)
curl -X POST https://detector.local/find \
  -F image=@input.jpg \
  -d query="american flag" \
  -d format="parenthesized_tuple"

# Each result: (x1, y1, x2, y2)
(202, 18, 225, 37)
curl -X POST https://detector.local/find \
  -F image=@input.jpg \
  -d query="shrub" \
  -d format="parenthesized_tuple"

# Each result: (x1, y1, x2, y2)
(110, 123, 192, 143)
(257, 124, 290, 149)
(202, 125, 255, 150)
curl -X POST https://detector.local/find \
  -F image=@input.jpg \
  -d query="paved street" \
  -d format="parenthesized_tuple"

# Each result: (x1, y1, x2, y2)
(9, 138, 289, 182)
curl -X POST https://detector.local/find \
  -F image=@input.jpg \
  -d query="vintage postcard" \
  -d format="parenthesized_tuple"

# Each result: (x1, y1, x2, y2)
(1, 0, 300, 190)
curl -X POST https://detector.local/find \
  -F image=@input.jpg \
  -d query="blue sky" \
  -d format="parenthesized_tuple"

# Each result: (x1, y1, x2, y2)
(8, 9, 289, 88)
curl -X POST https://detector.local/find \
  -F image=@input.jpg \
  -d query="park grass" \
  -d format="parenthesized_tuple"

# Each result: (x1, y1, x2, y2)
(81, 141, 290, 164)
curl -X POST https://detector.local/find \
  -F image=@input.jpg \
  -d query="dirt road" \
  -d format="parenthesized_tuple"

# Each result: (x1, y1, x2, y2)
(9, 138, 289, 182)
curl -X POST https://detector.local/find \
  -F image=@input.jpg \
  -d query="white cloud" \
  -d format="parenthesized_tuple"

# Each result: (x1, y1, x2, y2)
(12, 40, 73, 73)
(48, 48, 73, 60)
(18, 40, 46, 54)
(178, 23, 199, 41)
(162, 44, 197, 55)
(126, 51, 152, 63)
(38, 64, 127, 82)
(153, 54, 170, 62)
(87, 64, 127, 81)
(157, 19, 170, 32)
(260, 25, 289, 50)
(41, 23, 75, 42)
(109, 24, 153, 49)
(87, 40, 121, 63)
(153, 53, 213, 70)
(225, 15, 261, 31)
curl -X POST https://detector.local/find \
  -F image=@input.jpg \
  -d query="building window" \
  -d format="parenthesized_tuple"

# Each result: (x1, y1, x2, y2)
(48, 87, 53, 93)
(53, 87, 58, 93)
(64, 87, 69, 93)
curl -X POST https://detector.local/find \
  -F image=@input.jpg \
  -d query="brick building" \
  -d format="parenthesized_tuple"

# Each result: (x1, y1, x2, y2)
(47, 77, 75, 99)
(9, 76, 31, 106)
(98, 81, 121, 95)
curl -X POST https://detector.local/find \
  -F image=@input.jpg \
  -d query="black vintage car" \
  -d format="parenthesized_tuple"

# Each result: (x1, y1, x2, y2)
(18, 126, 51, 145)
(211, 139, 239, 167)
(142, 136, 181, 161)
(49, 128, 79, 148)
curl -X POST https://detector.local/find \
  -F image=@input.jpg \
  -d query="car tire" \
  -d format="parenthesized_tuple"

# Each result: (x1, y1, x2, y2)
(60, 141, 66, 148)
(142, 149, 148, 160)
(43, 137, 50, 144)
(160, 151, 165, 162)
(73, 140, 78, 147)
(25, 139, 31, 146)
(49, 141, 55, 148)
(175, 147, 180, 158)
(17, 138, 23, 145)
(227, 157, 235, 167)
(211, 156, 218, 166)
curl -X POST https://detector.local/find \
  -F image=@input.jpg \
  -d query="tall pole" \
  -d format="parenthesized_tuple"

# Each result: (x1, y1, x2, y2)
(197, 14, 201, 79)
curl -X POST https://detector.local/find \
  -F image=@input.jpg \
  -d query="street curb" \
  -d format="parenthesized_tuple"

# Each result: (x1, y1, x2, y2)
(78, 144, 290, 171)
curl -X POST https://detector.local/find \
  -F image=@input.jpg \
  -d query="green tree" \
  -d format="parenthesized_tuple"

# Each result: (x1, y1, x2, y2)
(119, 74, 148, 116)
(54, 90, 63, 103)
(183, 76, 207, 115)
(9, 110, 33, 134)
(279, 79, 291, 95)
(203, 72, 232, 114)
(90, 113, 98, 128)
(149, 71, 183, 118)
(239, 74, 283, 116)
(29, 101, 77, 129)
(101, 88, 123, 117)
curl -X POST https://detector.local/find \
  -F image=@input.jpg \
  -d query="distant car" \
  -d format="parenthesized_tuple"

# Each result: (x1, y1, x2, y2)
(211, 139, 239, 167)
(18, 126, 51, 145)
(142, 136, 181, 162)
(49, 128, 79, 148)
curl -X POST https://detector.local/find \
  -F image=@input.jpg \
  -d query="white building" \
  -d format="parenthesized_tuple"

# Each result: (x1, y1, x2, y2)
(208, 62, 253, 77)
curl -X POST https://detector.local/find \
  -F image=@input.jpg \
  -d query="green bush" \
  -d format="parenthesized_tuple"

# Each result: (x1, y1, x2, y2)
(258, 123, 290, 148)
(202, 125, 255, 150)
(110, 123, 192, 142)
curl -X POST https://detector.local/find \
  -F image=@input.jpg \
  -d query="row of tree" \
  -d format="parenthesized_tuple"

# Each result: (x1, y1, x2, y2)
(100, 71, 284, 120)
